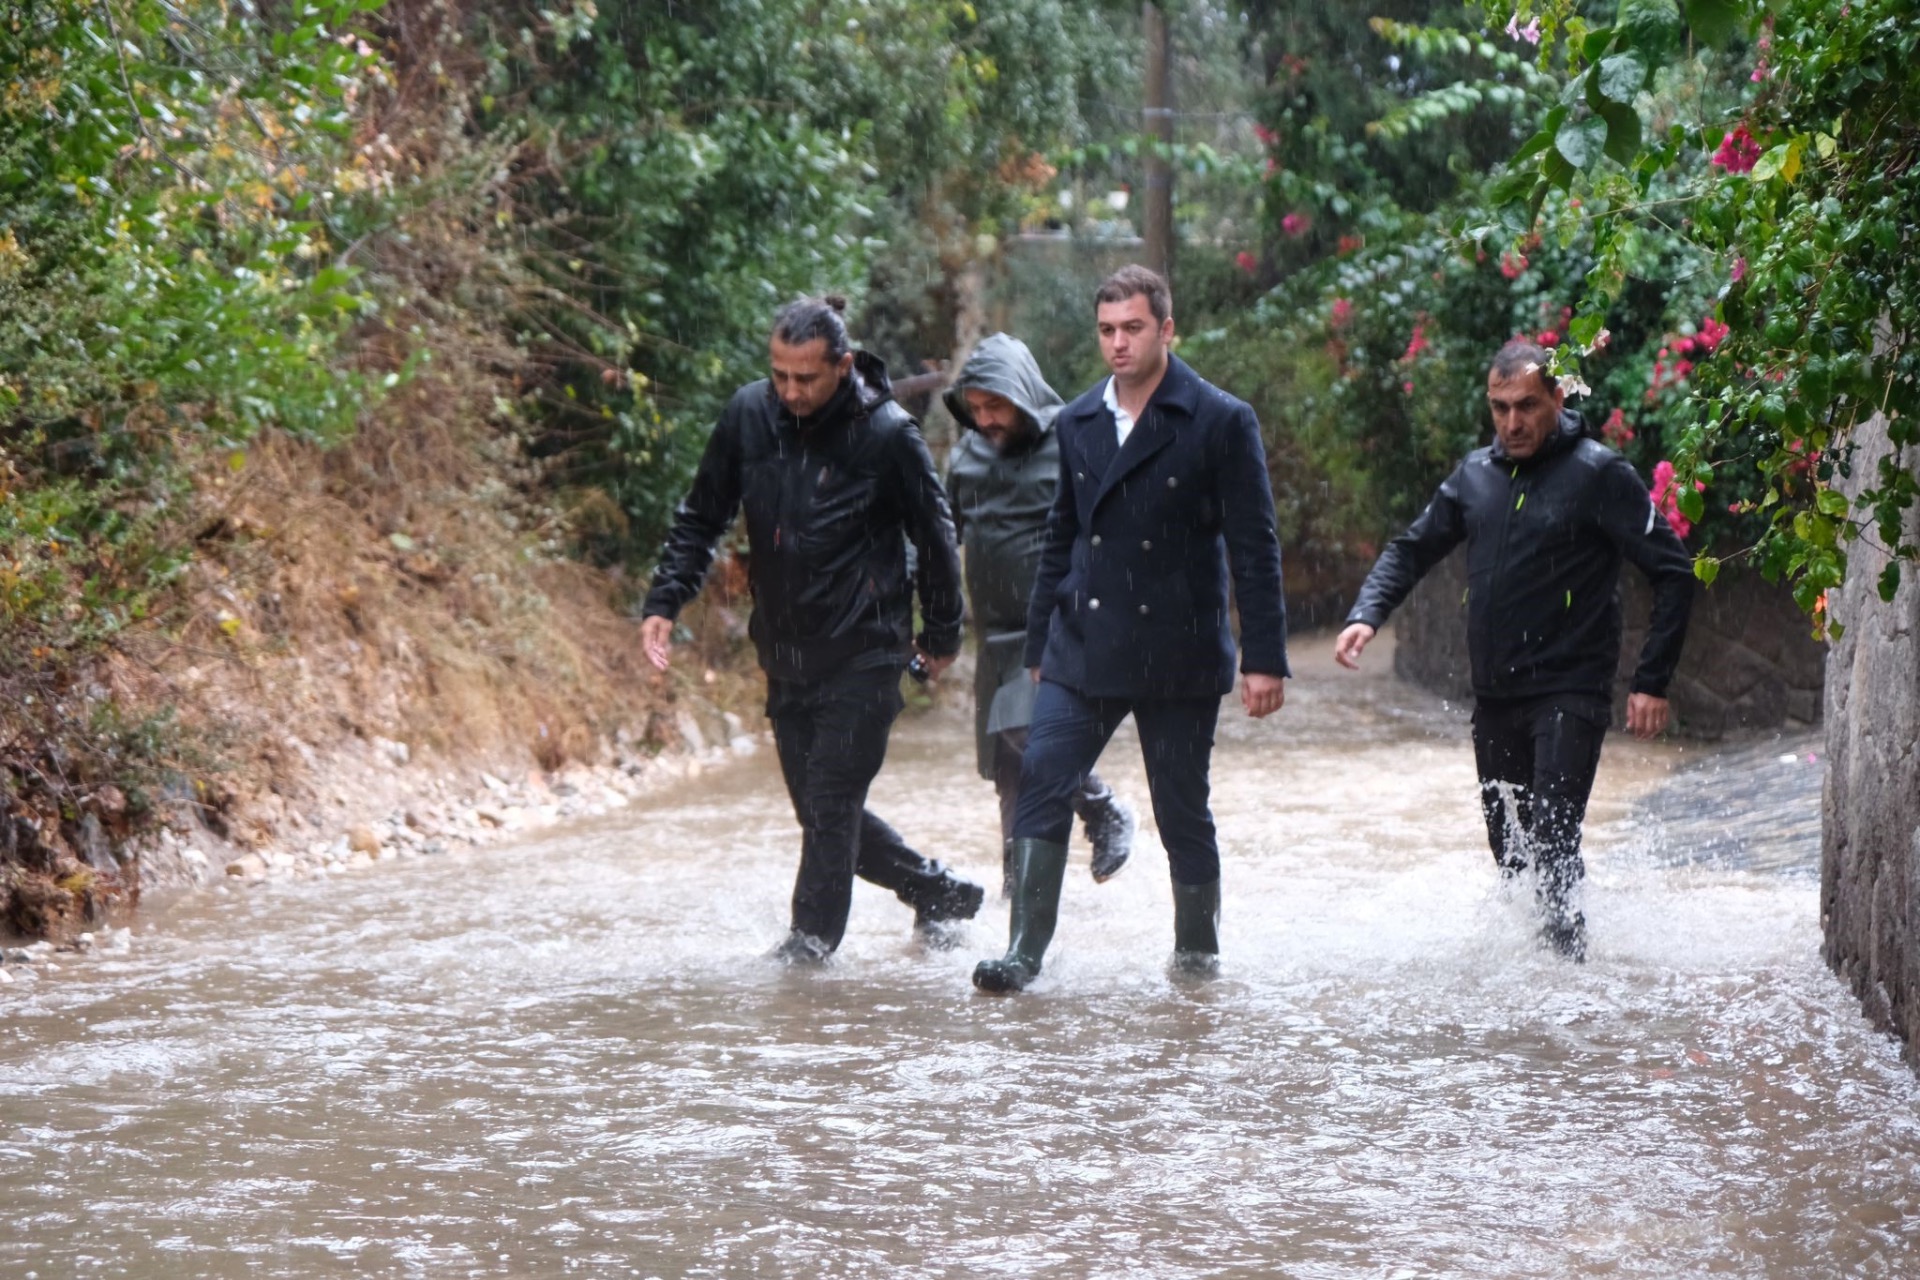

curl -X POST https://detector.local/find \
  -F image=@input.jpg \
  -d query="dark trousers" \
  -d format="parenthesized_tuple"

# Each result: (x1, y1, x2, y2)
(992, 727, 1110, 845)
(1010, 680, 1221, 886)
(768, 664, 957, 948)
(1471, 694, 1609, 906)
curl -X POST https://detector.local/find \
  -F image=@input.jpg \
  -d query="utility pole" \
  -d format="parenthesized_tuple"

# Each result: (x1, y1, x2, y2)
(1141, 2, 1174, 284)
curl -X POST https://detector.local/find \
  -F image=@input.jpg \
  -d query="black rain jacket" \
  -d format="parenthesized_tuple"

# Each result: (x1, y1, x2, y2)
(1346, 412, 1694, 701)
(641, 351, 963, 683)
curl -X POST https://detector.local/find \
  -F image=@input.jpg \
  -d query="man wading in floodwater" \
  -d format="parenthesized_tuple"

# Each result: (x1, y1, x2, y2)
(942, 333, 1137, 895)
(1334, 341, 1695, 962)
(973, 265, 1290, 993)
(639, 295, 985, 963)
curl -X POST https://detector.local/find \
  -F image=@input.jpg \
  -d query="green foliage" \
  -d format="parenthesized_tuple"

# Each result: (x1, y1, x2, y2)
(469, 0, 1131, 560)
(1, 0, 385, 443)
(1484, 0, 1920, 621)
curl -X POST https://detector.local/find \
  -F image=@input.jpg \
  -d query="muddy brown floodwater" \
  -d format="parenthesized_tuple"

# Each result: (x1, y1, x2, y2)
(3, 638, 1916, 1278)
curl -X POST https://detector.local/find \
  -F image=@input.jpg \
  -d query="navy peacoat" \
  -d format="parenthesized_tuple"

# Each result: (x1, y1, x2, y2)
(1023, 354, 1290, 698)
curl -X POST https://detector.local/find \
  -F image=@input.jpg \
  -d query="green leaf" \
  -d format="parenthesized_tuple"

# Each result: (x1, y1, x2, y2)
(1487, 168, 1538, 206)
(1678, 485, 1705, 524)
(1554, 115, 1610, 170)
(1684, 0, 1744, 48)
(1694, 555, 1721, 586)
(1570, 314, 1606, 348)
(1597, 52, 1647, 102)
(1618, 0, 1682, 56)
(1600, 102, 1643, 165)
(1816, 487, 1850, 517)
(1581, 27, 1616, 61)
(1879, 561, 1904, 602)
(1513, 129, 1555, 164)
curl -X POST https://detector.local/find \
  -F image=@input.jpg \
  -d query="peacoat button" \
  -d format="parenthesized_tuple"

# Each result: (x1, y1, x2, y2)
(1141, 539, 1152, 550)
(1077, 472, 1085, 481)
(1088, 598, 1101, 610)
(1167, 476, 1178, 488)
(1090, 535, 1102, 546)
(1138, 604, 1150, 616)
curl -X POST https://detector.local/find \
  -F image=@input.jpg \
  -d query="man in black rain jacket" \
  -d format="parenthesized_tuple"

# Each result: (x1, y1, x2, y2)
(943, 333, 1137, 893)
(640, 296, 984, 961)
(1334, 341, 1695, 961)
(973, 266, 1291, 993)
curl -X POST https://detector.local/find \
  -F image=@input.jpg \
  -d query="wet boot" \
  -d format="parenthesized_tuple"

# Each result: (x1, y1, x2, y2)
(1079, 786, 1136, 884)
(1169, 878, 1222, 978)
(771, 930, 833, 966)
(1536, 852, 1587, 964)
(972, 838, 1069, 994)
(910, 875, 985, 950)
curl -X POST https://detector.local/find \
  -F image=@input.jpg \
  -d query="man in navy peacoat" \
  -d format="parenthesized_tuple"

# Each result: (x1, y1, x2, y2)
(973, 265, 1290, 994)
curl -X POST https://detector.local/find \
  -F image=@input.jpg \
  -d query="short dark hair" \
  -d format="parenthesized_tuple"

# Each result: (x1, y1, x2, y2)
(1094, 264, 1172, 324)
(772, 293, 851, 361)
(1489, 340, 1556, 390)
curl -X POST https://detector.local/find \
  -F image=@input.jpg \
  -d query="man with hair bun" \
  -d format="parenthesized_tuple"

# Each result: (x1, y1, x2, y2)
(1334, 340, 1696, 961)
(640, 294, 985, 963)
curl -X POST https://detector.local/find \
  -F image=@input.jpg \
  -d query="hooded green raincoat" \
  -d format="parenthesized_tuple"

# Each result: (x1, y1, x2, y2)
(943, 334, 1066, 779)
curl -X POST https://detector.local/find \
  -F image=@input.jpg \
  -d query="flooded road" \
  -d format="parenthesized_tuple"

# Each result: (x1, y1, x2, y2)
(4, 640, 1916, 1278)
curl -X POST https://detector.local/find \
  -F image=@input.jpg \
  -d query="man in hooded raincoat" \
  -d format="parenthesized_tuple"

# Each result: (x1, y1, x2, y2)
(943, 334, 1138, 895)
(1334, 341, 1695, 962)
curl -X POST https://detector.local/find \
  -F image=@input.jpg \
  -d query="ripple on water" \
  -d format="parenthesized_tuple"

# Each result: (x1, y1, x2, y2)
(1, 673, 1915, 1279)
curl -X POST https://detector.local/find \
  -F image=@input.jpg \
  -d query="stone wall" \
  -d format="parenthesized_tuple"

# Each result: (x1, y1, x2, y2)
(1821, 413, 1920, 1068)
(1390, 546, 1824, 737)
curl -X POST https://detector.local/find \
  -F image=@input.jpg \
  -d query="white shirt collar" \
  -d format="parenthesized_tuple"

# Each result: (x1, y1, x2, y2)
(1102, 376, 1135, 446)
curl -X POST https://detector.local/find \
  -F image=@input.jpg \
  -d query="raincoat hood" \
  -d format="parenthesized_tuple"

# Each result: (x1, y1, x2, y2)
(942, 333, 1064, 443)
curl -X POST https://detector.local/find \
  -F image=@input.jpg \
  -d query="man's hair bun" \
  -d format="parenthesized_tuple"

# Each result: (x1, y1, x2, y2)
(823, 293, 849, 314)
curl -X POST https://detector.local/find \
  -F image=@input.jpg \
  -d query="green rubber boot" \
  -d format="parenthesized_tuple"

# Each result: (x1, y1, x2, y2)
(972, 838, 1069, 994)
(1170, 878, 1222, 977)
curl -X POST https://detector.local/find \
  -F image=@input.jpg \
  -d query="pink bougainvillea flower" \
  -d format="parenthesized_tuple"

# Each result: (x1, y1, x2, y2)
(1537, 329, 1559, 346)
(1651, 460, 1706, 538)
(1330, 296, 1353, 329)
(1499, 250, 1528, 279)
(1401, 319, 1430, 363)
(1253, 123, 1278, 147)
(1602, 408, 1636, 448)
(1697, 316, 1731, 349)
(1235, 251, 1258, 275)
(1731, 256, 1748, 283)
(1336, 234, 1364, 256)
(1281, 211, 1311, 236)
(1504, 13, 1542, 44)
(1402, 380, 1415, 395)
(1711, 125, 1762, 174)
(1750, 58, 1770, 83)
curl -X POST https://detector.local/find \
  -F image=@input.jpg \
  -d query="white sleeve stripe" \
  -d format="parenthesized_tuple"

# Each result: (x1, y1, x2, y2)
(1645, 500, 1656, 535)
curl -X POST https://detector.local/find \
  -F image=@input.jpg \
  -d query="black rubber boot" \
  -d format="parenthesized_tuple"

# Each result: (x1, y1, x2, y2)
(1536, 846, 1587, 963)
(911, 876, 985, 949)
(1169, 878, 1221, 977)
(972, 838, 1069, 994)
(1080, 787, 1136, 883)
(770, 930, 833, 966)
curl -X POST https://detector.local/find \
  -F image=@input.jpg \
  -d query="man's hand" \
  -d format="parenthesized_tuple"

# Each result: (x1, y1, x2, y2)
(1333, 622, 1376, 670)
(640, 615, 675, 671)
(1626, 692, 1670, 740)
(915, 645, 957, 681)
(1030, 666, 1042, 684)
(1241, 672, 1285, 718)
